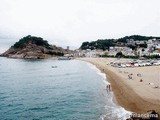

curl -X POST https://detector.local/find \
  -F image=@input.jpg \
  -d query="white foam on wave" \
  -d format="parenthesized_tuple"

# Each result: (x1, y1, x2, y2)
(86, 62, 101, 72)
(101, 91, 132, 120)
(114, 107, 131, 120)
(85, 62, 107, 80)
(85, 61, 132, 120)
(100, 98, 132, 120)
(100, 108, 131, 120)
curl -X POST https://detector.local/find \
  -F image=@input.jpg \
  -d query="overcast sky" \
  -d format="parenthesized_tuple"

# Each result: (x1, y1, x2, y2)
(0, 0, 160, 52)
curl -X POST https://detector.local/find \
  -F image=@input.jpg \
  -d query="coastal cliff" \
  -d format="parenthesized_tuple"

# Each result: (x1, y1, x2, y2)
(1, 35, 67, 59)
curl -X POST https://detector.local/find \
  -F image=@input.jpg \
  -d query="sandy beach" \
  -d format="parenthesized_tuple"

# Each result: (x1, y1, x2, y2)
(77, 58, 160, 116)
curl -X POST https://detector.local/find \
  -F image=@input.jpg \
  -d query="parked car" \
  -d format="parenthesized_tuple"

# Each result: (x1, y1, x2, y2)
(138, 63, 145, 67)
(134, 63, 139, 67)
(153, 62, 160, 66)
(121, 64, 126, 68)
(145, 62, 152, 66)
(126, 64, 131, 67)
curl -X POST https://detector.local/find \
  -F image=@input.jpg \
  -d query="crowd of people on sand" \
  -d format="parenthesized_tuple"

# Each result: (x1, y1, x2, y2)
(117, 69, 160, 89)
(118, 70, 143, 82)
(102, 64, 158, 92)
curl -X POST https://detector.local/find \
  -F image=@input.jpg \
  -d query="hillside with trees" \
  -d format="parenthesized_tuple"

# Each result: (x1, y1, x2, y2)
(13, 35, 49, 48)
(80, 35, 160, 50)
(1, 35, 69, 59)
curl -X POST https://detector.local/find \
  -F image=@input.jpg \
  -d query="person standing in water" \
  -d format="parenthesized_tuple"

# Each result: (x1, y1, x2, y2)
(106, 84, 111, 91)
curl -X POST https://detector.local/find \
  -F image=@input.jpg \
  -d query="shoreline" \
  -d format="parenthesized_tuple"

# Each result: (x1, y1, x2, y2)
(1, 56, 160, 118)
(84, 60, 132, 120)
(77, 58, 160, 119)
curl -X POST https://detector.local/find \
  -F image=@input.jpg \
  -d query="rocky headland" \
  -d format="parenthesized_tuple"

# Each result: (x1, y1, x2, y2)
(1, 35, 71, 59)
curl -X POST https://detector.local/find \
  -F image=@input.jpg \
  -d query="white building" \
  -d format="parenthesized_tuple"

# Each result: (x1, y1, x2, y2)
(109, 46, 133, 56)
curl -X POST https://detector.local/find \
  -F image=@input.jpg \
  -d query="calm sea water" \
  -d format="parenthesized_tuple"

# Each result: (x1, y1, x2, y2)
(0, 57, 130, 120)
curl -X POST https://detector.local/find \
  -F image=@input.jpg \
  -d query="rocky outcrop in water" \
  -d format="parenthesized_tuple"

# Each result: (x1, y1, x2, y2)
(1, 35, 67, 59)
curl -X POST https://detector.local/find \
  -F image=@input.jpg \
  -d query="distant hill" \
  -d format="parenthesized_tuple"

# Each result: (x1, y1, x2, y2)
(12, 35, 50, 49)
(116, 35, 160, 43)
(1, 35, 67, 59)
(80, 35, 160, 50)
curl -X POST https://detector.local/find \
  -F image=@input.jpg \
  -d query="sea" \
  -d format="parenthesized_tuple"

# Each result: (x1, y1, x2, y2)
(0, 57, 131, 120)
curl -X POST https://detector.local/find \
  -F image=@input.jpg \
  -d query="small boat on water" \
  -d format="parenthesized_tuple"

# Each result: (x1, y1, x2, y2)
(58, 57, 71, 60)
(52, 65, 57, 68)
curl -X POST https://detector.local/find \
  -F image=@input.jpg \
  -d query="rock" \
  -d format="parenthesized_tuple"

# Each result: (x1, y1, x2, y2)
(128, 110, 159, 120)
(1, 35, 68, 59)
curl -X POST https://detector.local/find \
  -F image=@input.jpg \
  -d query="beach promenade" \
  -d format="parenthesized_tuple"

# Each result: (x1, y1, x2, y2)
(77, 58, 160, 117)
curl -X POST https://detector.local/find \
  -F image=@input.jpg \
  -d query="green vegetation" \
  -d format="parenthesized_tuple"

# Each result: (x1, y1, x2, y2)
(80, 35, 160, 50)
(101, 54, 160, 59)
(13, 35, 49, 48)
(46, 51, 64, 56)
(142, 55, 160, 59)
(80, 39, 114, 50)
(101, 54, 139, 59)
(115, 52, 123, 58)
(116, 35, 159, 43)
(117, 35, 160, 43)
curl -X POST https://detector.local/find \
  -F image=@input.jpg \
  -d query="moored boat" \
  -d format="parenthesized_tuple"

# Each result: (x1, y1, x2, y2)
(58, 57, 71, 60)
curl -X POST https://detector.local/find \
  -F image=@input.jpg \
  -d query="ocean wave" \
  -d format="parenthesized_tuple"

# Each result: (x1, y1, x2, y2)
(85, 61, 132, 120)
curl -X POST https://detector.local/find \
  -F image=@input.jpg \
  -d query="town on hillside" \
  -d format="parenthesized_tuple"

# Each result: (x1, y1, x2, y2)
(65, 35, 160, 58)
(1, 35, 160, 60)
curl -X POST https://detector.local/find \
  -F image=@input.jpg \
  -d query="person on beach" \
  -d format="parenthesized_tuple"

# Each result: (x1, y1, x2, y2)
(106, 84, 111, 91)
(140, 79, 143, 82)
(108, 84, 111, 91)
(128, 75, 132, 80)
(106, 85, 108, 89)
(137, 73, 142, 77)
